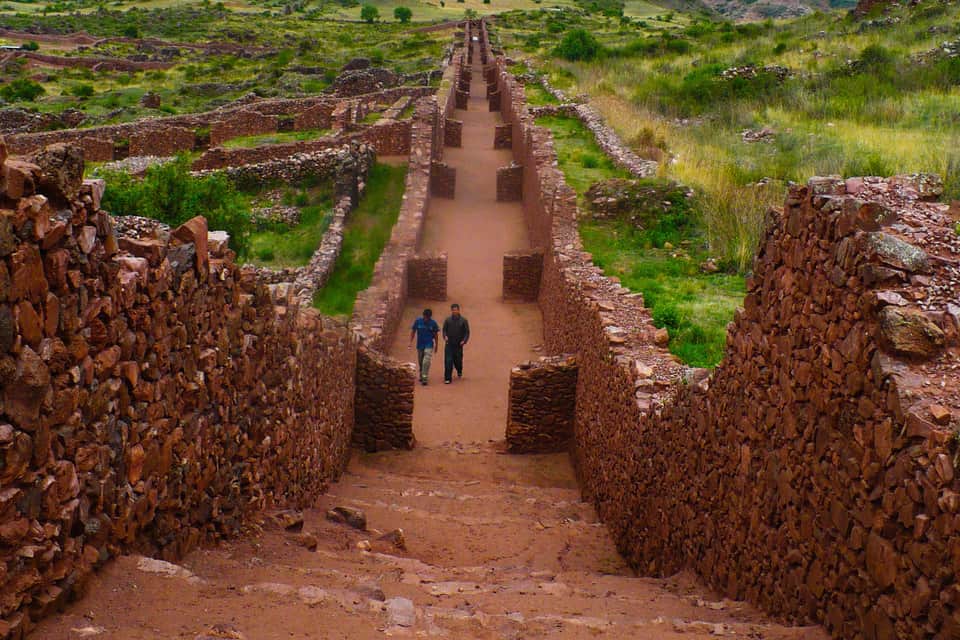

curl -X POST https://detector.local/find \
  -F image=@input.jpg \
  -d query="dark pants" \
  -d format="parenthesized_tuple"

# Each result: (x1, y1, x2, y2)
(444, 342, 463, 381)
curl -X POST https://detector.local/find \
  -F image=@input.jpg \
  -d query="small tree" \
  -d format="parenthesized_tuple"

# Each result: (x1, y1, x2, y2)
(393, 5, 412, 22)
(554, 28, 601, 61)
(360, 4, 379, 22)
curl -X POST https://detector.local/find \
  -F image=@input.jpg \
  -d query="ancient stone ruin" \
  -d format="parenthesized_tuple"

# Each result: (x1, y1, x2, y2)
(1, 18, 959, 640)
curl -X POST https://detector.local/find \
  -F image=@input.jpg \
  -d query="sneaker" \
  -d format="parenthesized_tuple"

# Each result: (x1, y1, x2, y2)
(421, 380, 427, 386)
(444, 380, 451, 384)
(457, 372, 462, 379)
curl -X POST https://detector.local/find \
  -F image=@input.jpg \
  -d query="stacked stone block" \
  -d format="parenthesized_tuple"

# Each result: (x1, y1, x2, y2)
(502, 250, 543, 301)
(407, 253, 447, 301)
(353, 347, 415, 452)
(505, 356, 578, 453)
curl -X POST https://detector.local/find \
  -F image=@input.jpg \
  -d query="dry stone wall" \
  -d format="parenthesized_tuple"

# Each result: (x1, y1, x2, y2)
(347, 46, 461, 452)
(0, 139, 357, 638)
(505, 355, 578, 453)
(3, 87, 433, 160)
(407, 253, 448, 301)
(502, 249, 542, 302)
(492, 39, 960, 639)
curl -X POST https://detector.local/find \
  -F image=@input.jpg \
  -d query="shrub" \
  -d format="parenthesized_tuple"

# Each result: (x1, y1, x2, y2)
(554, 28, 601, 62)
(21, 40, 39, 51)
(580, 152, 599, 168)
(0, 78, 45, 102)
(122, 25, 139, 38)
(393, 5, 412, 21)
(100, 155, 252, 255)
(773, 42, 787, 55)
(360, 4, 379, 22)
(69, 83, 95, 98)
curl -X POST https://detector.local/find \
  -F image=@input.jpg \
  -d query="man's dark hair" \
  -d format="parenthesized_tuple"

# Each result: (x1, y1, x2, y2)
(423, 308, 432, 317)
(451, 303, 460, 310)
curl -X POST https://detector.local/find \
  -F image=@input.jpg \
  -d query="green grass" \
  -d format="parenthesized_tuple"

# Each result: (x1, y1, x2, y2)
(581, 221, 744, 367)
(361, 111, 382, 124)
(536, 112, 742, 367)
(524, 81, 560, 106)
(534, 114, 630, 196)
(244, 183, 334, 268)
(312, 162, 407, 316)
(221, 129, 331, 149)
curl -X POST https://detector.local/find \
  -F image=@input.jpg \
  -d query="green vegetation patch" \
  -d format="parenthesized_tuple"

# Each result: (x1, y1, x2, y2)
(313, 162, 407, 316)
(536, 113, 742, 367)
(221, 129, 331, 149)
(581, 220, 744, 368)
(246, 181, 335, 268)
(100, 155, 252, 255)
(524, 82, 560, 106)
(534, 114, 630, 196)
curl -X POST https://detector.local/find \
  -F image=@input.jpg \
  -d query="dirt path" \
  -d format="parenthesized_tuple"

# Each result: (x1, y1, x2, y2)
(386, 54, 542, 445)
(32, 49, 829, 639)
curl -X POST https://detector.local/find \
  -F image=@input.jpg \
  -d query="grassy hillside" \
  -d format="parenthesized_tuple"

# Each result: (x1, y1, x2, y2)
(496, 2, 960, 269)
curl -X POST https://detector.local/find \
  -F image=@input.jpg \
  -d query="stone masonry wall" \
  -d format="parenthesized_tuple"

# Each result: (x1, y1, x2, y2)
(505, 355, 578, 453)
(209, 111, 279, 147)
(353, 347, 415, 452)
(494, 39, 960, 639)
(496, 163, 523, 202)
(0, 140, 356, 637)
(407, 253, 447, 301)
(502, 249, 542, 302)
(129, 125, 196, 158)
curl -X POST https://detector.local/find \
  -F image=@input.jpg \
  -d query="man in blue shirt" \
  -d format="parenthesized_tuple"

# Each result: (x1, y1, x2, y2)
(409, 308, 440, 385)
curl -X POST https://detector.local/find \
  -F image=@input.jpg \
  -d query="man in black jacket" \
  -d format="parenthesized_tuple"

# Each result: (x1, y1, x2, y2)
(442, 303, 470, 384)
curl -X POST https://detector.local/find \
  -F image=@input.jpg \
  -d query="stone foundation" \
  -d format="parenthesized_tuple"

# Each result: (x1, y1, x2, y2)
(502, 249, 542, 301)
(496, 163, 522, 202)
(506, 356, 578, 453)
(407, 252, 447, 301)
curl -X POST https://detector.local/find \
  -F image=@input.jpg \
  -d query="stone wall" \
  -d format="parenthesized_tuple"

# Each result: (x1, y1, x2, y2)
(4, 87, 434, 159)
(353, 347, 415, 452)
(502, 249, 542, 301)
(505, 356, 578, 453)
(430, 161, 456, 199)
(494, 123, 512, 150)
(129, 125, 196, 157)
(407, 253, 447, 301)
(444, 119, 462, 148)
(191, 121, 409, 171)
(350, 97, 438, 452)
(0, 141, 357, 637)
(494, 42, 960, 639)
(209, 111, 279, 147)
(496, 163, 523, 202)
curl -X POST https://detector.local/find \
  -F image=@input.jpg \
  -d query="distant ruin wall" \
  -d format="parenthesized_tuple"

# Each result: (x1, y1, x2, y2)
(0, 146, 356, 637)
(129, 125, 196, 158)
(495, 45, 960, 640)
(3, 87, 433, 159)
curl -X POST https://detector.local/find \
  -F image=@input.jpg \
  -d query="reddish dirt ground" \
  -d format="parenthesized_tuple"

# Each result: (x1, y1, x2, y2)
(31, 51, 830, 639)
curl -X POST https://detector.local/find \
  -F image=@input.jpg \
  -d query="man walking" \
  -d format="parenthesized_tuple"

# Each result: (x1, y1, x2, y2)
(409, 308, 439, 385)
(442, 303, 470, 384)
